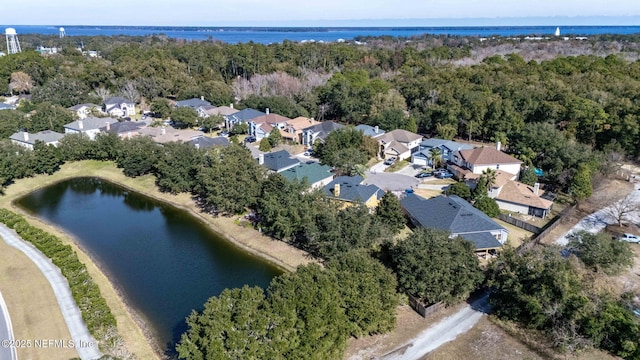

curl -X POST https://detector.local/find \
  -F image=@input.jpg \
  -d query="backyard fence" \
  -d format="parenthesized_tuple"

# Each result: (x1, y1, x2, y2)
(497, 214, 542, 234)
(408, 294, 444, 318)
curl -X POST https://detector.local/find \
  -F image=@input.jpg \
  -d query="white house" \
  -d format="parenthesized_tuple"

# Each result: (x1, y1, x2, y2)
(68, 103, 101, 119)
(451, 143, 522, 177)
(63, 117, 119, 140)
(9, 130, 65, 150)
(103, 97, 136, 118)
(376, 129, 423, 160)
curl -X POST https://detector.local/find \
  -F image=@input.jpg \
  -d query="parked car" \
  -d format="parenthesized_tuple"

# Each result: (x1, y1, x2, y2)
(303, 150, 314, 156)
(384, 157, 396, 166)
(620, 233, 640, 243)
(219, 130, 230, 137)
(244, 136, 256, 143)
(415, 172, 433, 178)
(435, 171, 454, 179)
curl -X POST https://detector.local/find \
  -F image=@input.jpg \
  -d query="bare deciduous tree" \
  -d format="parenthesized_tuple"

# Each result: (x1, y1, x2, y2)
(120, 81, 140, 103)
(608, 193, 639, 226)
(231, 69, 331, 101)
(9, 71, 33, 94)
(91, 87, 111, 102)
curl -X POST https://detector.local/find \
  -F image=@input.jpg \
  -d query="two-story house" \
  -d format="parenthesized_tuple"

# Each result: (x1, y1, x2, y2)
(103, 97, 135, 118)
(63, 117, 119, 140)
(10, 130, 65, 150)
(411, 138, 474, 167)
(68, 103, 101, 119)
(301, 121, 344, 147)
(225, 108, 265, 130)
(450, 143, 522, 178)
(376, 129, 423, 160)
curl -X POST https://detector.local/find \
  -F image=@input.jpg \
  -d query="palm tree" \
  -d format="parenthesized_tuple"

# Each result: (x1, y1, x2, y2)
(429, 148, 443, 170)
(481, 168, 497, 192)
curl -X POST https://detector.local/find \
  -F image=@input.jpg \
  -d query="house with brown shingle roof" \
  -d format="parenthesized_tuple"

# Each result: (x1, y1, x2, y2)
(249, 112, 292, 141)
(376, 129, 423, 160)
(451, 143, 522, 176)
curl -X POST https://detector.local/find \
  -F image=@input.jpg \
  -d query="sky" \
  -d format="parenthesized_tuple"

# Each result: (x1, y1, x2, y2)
(2, 0, 640, 26)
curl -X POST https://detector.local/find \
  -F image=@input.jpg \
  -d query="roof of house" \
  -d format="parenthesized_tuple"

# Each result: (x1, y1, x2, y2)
(400, 194, 505, 249)
(496, 181, 554, 210)
(246, 144, 265, 160)
(207, 106, 239, 116)
(175, 98, 211, 109)
(103, 121, 144, 134)
(64, 116, 118, 131)
(262, 149, 301, 172)
(420, 138, 474, 152)
(287, 117, 316, 131)
(188, 136, 230, 149)
(138, 127, 204, 144)
(10, 130, 65, 145)
(458, 147, 522, 166)
(104, 97, 134, 106)
(251, 113, 292, 125)
(227, 108, 265, 122)
(324, 176, 384, 203)
(68, 103, 100, 111)
(280, 162, 333, 186)
(378, 129, 422, 144)
(303, 121, 345, 141)
(355, 124, 385, 137)
(465, 170, 517, 188)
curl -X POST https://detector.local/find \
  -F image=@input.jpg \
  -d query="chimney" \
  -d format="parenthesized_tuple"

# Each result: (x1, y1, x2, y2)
(496, 141, 501, 151)
(78, 120, 84, 130)
(195, 143, 200, 150)
(266, 108, 270, 115)
(161, 127, 166, 135)
(310, 117, 314, 124)
(334, 183, 341, 197)
(258, 153, 264, 165)
(23, 132, 29, 141)
(106, 121, 111, 131)
(374, 125, 379, 134)
(534, 182, 540, 196)
(200, 96, 204, 101)
(230, 103, 234, 109)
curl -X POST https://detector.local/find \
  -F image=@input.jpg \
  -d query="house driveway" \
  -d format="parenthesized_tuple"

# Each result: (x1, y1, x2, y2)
(363, 171, 419, 192)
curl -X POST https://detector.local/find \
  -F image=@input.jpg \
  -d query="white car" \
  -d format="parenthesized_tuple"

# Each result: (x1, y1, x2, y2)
(620, 233, 640, 243)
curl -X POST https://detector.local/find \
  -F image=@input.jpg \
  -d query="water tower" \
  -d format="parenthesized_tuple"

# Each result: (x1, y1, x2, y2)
(5, 28, 21, 54)
(59, 27, 66, 38)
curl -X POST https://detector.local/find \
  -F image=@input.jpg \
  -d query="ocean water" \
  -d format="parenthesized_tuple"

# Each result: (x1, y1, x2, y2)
(2, 25, 640, 44)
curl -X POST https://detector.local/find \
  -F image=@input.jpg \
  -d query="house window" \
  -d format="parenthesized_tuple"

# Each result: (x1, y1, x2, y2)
(496, 233, 502, 240)
(496, 164, 500, 169)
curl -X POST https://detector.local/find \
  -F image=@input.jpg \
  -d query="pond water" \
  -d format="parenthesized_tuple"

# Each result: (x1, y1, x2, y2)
(16, 177, 281, 353)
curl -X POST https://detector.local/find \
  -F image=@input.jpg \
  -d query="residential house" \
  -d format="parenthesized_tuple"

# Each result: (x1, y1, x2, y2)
(280, 162, 334, 189)
(377, 129, 423, 160)
(401, 194, 508, 255)
(103, 97, 136, 118)
(301, 121, 345, 147)
(63, 117, 118, 140)
(355, 124, 385, 138)
(466, 170, 553, 218)
(188, 136, 230, 149)
(249, 112, 293, 141)
(175, 97, 211, 109)
(284, 116, 316, 143)
(324, 175, 384, 209)
(258, 149, 301, 173)
(68, 103, 101, 119)
(449, 142, 522, 179)
(10, 130, 65, 150)
(225, 108, 265, 130)
(137, 127, 204, 144)
(411, 138, 474, 167)
(101, 121, 145, 139)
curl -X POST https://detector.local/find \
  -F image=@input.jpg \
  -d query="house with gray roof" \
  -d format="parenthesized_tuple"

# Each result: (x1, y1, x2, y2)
(258, 149, 301, 173)
(175, 97, 211, 109)
(10, 130, 65, 150)
(64, 117, 119, 140)
(280, 162, 334, 189)
(101, 121, 145, 138)
(355, 124, 385, 138)
(400, 194, 507, 254)
(324, 175, 384, 209)
(412, 138, 474, 167)
(301, 121, 345, 146)
(103, 97, 135, 117)
(225, 108, 266, 130)
(188, 136, 230, 149)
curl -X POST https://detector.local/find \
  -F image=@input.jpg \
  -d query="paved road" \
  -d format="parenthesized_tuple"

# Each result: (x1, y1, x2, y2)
(0, 225, 102, 360)
(381, 294, 491, 360)
(0, 290, 17, 360)
(556, 183, 640, 245)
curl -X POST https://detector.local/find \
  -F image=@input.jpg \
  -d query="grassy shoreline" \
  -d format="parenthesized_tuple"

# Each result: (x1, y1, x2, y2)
(0, 160, 314, 359)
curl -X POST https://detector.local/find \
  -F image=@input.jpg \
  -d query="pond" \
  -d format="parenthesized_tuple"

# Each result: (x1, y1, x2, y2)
(16, 177, 281, 353)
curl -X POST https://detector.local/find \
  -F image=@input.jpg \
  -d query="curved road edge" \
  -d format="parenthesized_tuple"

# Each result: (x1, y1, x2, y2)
(0, 290, 17, 360)
(0, 224, 102, 360)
